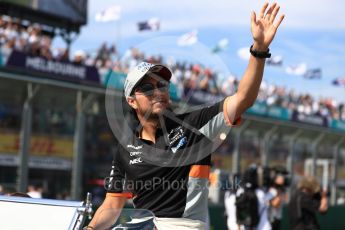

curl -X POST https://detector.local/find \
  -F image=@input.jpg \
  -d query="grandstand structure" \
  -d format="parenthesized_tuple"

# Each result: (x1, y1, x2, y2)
(0, 0, 86, 50)
(0, 1, 345, 209)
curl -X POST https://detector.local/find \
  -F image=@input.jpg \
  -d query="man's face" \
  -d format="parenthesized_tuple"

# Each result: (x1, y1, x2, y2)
(128, 76, 170, 119)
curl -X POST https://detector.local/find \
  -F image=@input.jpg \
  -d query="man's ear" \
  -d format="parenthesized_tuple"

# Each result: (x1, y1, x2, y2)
(127, 97, 138, 109)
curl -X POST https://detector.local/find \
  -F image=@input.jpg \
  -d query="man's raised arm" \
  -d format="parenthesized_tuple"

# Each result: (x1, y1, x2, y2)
(226, 2, 285, 123)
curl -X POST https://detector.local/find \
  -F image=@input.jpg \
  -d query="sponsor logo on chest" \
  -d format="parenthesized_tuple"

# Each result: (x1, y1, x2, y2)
(168, 126, 187, 153)
(129, 157, 143, 165)
(127, 144, 143, 165)
(168, 126, 185, 146)
(127, 144, 143, 150)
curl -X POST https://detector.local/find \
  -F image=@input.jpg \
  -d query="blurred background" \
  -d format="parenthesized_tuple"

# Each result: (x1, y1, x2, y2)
(0, 0, 344, 229)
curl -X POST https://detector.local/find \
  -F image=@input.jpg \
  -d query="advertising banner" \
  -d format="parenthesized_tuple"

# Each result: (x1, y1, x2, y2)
(182, 88, 224, 105)
(330, 119, 345, 132)
(267, 106, 290, 120)
(5, 50, 100, 84)
(247, 102, 268, 116)
(0, 132, 73, 158)
(291, 110, 328, 127)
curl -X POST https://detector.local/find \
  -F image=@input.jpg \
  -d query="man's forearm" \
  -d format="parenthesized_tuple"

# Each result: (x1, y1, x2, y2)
(87, 196, 126, 229)
(235, 43, 267, 115)
(224, 45, 267, 122)
(239, 43, 267, 100)
(87, 206, 123, 229)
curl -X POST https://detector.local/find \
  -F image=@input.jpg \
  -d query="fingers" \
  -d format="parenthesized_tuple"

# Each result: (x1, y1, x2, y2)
(251, 11, 257, 26)
(255, 2, 285, 30)
(259, 2, 269, 19)
(270, 5, 280, 23)
(274, 14, 285, 29)
(264, 3, 277, 21)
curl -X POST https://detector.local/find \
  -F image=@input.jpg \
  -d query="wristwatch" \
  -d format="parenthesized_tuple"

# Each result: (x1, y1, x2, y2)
(249, 45, 271, 59)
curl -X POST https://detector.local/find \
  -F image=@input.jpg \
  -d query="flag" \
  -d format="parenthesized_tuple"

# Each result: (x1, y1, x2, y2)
(237, 47, 250, 61)
(137, 18, 160, 31)
(212, 38, 229, 53)
(177, 30, 198, 46)
(267, 55, 283, 66)
(95, 6, 121, 22)
(285, 63, 307, 75)
(304, 68, 322, 79)
(332, 76, 345, 86)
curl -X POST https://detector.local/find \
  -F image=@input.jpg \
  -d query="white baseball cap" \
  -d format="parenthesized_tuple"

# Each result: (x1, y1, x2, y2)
(124, 62, 172, 98)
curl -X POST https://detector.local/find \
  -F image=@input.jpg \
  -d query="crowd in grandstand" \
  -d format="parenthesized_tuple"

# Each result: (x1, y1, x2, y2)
(0, 15, 344, 122)
(118, 47, 345, 121)
(257, 82, 345, 121)
(0, 16, 67, 62)
(0, 15, 118, 68)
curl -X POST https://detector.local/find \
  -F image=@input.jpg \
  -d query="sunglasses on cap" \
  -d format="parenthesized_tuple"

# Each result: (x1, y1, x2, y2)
(133, 81, 169, 96)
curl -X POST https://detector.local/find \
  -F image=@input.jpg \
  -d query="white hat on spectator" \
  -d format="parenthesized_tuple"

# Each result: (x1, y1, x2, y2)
(74, 50, 86, 57)
(124, 62, 172, 99)
(32, 23, 41, 29)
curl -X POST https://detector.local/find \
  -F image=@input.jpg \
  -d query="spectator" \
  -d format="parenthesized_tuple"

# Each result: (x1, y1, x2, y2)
(199, 68, 218, 94)
(27, 184, 43, 198)
(225, 165, 275, 230)
(73, 50, 86, 65)
(288, 176, 328, 230)
(268, 175, 287, 230)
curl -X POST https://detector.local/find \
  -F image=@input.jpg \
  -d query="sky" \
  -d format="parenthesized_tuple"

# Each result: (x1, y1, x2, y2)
(60, 0, 345, 103)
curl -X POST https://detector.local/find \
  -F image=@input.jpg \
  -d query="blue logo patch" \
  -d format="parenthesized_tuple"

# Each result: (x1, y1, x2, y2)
(171, 136, 187, 153)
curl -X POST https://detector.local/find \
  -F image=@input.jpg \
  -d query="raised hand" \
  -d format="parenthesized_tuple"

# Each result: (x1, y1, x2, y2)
(251, 2, 285, 50)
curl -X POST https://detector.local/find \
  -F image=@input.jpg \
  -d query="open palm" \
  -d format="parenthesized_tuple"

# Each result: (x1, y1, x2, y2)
(251, 3, 284, 49)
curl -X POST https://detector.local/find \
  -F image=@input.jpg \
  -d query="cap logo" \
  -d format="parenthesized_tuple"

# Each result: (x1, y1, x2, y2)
(137, 62, 154, 73)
